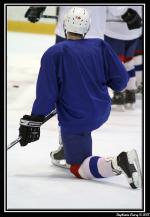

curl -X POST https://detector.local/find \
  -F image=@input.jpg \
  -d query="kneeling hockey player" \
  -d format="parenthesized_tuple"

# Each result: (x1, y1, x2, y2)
(19, 7, 141, 189)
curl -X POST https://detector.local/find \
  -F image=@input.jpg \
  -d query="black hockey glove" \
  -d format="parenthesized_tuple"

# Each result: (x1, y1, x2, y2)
(121, 8, 142, 30)
(19, 115, 45, 146)
(24, 6, 46, 23)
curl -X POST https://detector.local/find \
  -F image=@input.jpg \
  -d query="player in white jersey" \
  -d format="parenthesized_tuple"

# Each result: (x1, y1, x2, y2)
(25, 5, 142, 167)
(53, 6, 140, 43)
(24, 6, 108, 40)
(105, 6, 142, 110)
(25, 5, 138, 40)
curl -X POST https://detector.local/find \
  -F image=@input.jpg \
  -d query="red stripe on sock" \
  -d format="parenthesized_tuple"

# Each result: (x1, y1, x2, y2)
(118, 55, 133, 63)
(134, 50, 143, 55)
(70, 164, 83, 179)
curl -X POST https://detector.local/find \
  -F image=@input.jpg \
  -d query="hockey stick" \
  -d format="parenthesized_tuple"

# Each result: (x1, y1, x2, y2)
(106, 19, 124, 22)
(41, 15, 58, 20)
(7, 109, 57, 150)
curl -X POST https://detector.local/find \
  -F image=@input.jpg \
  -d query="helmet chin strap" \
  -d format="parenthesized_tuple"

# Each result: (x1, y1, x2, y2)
(83, 33, 86, 38)
(64, 29, 67, 39)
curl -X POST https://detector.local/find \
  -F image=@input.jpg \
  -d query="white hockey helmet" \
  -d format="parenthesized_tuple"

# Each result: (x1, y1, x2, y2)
(63, 7, 91, 36)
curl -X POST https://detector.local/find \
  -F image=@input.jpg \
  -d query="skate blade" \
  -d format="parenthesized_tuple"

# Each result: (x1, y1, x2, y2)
(51, 158, 70, 169)
(124, 103, 135, 110)
(111, 105, 125, 112)
(127, 149, 142, 189)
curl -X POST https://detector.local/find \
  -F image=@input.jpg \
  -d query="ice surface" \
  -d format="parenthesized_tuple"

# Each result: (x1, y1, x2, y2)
(6, 32, 143, 210)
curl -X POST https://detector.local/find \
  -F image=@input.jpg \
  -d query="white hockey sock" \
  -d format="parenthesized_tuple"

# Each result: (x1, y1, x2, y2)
(70, 156, 119, 179)
(136, 70, 142, 87)
(126, 77, 137, 90)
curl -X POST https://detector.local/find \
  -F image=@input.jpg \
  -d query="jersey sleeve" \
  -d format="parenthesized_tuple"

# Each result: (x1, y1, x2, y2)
(31, 49, 58, 116)
(103, 41, 129, 92)
(108, 6, 127, 17)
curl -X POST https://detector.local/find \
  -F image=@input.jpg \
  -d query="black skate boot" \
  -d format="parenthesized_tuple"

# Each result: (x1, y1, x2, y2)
(136, 85, 142, 94)
(111, 91, 126, 111)
(111, 149, 142, 189)
(136, 81, 143, 94)
(50, 145, 70, 169)
(125, 89, 136, 109)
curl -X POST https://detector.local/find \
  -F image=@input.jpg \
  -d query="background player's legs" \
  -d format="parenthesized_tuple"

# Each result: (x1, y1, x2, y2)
(123, 58, 136, 109)
(133, 36, 143, 94)
(105, 36, 139, 110)
(123, 39, 139, 109)
(104, 36, 126, 110)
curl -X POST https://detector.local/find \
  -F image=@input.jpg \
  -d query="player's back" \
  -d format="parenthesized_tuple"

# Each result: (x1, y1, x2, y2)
(56, 38, 108, 99)
(34, 38, 128, 133)
(51, 39, 111, 133)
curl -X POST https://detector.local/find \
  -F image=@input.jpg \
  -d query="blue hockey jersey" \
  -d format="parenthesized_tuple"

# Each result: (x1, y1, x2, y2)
(31, 39, 129, 133)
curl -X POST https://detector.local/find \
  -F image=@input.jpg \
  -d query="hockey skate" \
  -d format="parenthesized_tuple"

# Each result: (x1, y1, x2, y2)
(136, 82, 143, 94)
(111, 91, 126, 111)
(111, 149, 142, 189)
(124, 89, 136, 110)
(136, 85, 142, 94)
(50, 145, 70, 169)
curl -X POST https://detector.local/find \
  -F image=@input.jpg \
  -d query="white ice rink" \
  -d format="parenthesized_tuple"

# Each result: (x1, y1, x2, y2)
(6, 32, 144, 211)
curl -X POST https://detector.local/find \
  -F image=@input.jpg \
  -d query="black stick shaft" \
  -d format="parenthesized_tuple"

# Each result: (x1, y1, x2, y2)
(7, 137, 22, 150)
(41, 15, 58, 19)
